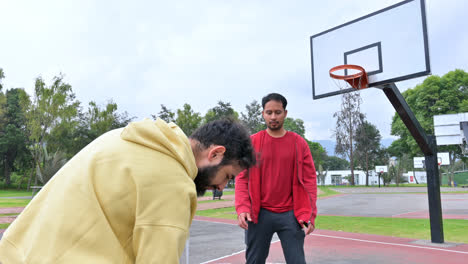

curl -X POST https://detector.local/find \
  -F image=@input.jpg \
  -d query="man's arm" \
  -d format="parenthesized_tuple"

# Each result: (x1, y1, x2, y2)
(132, 171, 196, 263)
(235, 169, 252, 229)
(301, 139, 318, 228)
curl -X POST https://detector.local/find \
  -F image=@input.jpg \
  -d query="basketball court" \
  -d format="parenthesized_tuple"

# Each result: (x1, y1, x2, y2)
(178, 190, 468, 264)
(181, 216, 468, 264)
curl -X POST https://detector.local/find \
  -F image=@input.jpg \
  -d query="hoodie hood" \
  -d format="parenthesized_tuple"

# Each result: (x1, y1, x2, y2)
(120, 118, 198, 179)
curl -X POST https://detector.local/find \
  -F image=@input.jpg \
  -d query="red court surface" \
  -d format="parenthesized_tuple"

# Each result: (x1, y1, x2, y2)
(195, 216, 468, 264)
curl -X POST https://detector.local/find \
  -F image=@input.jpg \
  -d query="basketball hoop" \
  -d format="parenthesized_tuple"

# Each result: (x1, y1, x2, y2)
(329, 64, 369, 90)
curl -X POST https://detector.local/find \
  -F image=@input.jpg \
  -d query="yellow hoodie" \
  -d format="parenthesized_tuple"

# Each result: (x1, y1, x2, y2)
(0, 119, 198, 263)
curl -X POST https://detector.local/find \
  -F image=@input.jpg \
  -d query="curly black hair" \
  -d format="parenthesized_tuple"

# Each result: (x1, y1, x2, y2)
(190, 119, 256, 169)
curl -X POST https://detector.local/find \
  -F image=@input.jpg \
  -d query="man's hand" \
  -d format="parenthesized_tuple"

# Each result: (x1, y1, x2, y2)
(299, 220, 315, 235)
(237, 212, 252, 230)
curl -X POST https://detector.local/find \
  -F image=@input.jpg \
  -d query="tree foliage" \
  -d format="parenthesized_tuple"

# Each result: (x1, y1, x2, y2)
(334, 91, 364, 185)
(0, 88, 31, 186)
(152, 104, 175, 123)
(36, 145, 67, 185)
(284, 117, 305, 137)
(26, 75, 80, 185)
(240, 100, 265, 134)
(55, 100, 135, 157)
(308, 141, 326, 168)
(354, 121, 382, 186)
(204, 101, 239, 123)
(0, 68, 4, 91)
(176, 103, 202, 136)
(390, 69, 468, 184)
(323, 155, 349, 170)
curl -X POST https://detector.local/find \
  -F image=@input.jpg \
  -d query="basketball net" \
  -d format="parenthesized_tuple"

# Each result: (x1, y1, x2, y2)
(329, 64, 369, 91)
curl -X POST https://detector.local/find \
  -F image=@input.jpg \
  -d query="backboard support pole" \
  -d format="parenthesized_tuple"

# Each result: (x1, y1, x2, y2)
(382, 83, 444, 243)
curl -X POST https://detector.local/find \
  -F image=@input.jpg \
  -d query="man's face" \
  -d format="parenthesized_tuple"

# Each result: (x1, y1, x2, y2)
(194, 160, 243, 197)
(262, 100, 287, 131)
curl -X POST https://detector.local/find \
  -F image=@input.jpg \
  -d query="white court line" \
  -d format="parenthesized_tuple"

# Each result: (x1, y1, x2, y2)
(199, 249, 246, 264)
(392, 210, 426, 218)
(194, 219, 281, 264)
(311, 234, 468, 255)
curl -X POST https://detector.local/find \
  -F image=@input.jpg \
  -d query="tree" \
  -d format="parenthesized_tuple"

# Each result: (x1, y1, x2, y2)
(284, 117, 305, 137)
(0, 68, 5, 122)
(35, 145, 67, 185)
(323, 155, 349, 170)
(390, 70, 468, 185)
(240, 100, 265, 134)
(382, 169, 394, 186)
(176, 103, 202, 136)
(0, 88, 30, 187)
(26, 75, 80, 185)
(354, 121, 382, 186)
(334, 91, 364, 185)
(152, 104, 175, 123)
(0, 68, 4, 90)
(56, 100, 134, 157)
(204, 101, 238, 123)
(317, 164, 328, 186)
(308, 141, 326, 168)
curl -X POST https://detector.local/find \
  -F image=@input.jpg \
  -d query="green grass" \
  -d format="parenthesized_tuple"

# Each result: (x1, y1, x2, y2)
(0, 198, 31, 207)
(0, 213, 19, 216)
(195, 207, 468, 243)
(198, 199, 229, 204)
(196, 206, 237, 219)
(203, 190, 235, 197)
(0, 190, 33, 197)
(316, 215, 468, 243)
(0, 223, 10, 229)
(318, 186, 340, 197)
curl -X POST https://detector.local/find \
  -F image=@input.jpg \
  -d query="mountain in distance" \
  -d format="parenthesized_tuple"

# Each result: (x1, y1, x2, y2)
(315, 138, 395, 156)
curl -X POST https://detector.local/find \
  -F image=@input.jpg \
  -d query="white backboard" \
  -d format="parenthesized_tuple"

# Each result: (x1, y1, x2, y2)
(434, 113, 468, 146)
(375, 165, 388, 173)
(413, 157, 425, 168)
(437, 152, 450, 166)
(310, 0, 430, 99)
(414, 153, 450, 168)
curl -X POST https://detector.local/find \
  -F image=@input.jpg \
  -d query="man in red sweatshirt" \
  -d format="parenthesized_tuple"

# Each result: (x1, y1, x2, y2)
(235, 93, 317, 263)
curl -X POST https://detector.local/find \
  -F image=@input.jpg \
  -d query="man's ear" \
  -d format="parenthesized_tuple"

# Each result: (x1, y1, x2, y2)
(208, 145, 226, 162)
(284, 109, 288, 118)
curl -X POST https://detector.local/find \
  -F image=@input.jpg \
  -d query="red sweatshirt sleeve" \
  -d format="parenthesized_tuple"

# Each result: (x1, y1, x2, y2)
(235, 169, 251, 215)
(301, 139, 318, 226)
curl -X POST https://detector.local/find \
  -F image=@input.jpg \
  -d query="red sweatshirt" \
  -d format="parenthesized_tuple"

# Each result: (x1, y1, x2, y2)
(235, 130, 318, 226)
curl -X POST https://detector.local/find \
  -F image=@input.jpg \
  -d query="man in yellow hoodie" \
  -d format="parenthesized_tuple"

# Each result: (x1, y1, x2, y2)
(0, 118, 255, 263)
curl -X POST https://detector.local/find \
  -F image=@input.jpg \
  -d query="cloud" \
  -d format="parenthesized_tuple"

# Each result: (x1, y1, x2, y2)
(1, 0, 466, 142)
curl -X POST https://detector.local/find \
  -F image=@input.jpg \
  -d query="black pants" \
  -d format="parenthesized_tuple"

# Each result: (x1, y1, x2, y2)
(245, 208, 306, 264)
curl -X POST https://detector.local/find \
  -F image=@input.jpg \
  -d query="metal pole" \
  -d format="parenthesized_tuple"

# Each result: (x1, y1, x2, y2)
(378, 172, 381, 188)
(382, 83, 444, 243)
(425, 135, 444, 243)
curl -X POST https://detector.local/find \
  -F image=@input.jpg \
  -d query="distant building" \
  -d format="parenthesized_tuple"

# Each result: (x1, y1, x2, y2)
(317, 169, 428, 185)
(318, 170, 380, 186)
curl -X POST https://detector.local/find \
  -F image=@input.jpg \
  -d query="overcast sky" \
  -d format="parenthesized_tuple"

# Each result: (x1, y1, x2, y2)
(1, 0, 467, 141)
